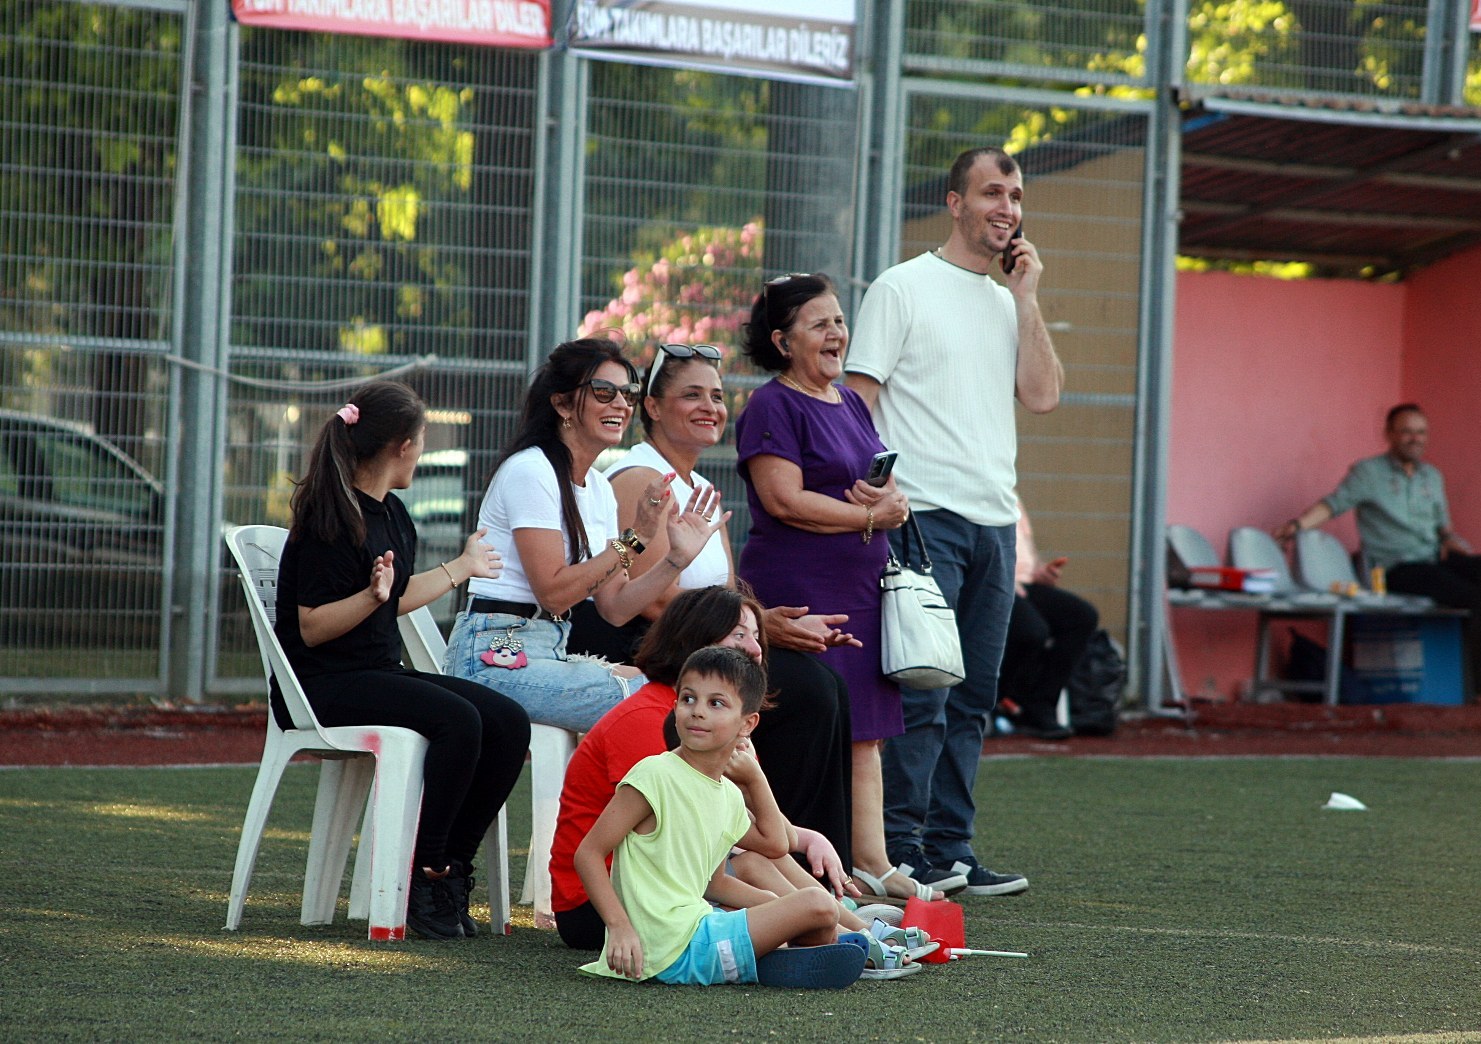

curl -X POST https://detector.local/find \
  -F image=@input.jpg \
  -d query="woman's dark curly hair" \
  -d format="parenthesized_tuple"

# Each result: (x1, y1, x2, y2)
(741, 272, 836, 373)
(633, 584, 769, 688)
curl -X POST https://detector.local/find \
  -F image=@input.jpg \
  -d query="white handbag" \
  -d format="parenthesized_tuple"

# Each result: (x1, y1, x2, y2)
(880, 515, 965, 690)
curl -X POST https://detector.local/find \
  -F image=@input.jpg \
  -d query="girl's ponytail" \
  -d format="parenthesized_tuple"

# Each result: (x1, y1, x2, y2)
(289, 381, 426, 546)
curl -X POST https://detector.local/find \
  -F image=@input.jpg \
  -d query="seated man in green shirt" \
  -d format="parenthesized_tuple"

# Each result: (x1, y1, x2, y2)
(1274, 403, 1481, 688)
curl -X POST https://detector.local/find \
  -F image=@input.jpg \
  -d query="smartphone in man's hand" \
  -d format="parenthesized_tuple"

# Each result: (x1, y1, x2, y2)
(1000, 225, 1024, 274)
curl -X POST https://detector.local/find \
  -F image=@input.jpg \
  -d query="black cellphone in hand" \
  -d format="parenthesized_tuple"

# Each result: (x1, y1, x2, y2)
(866, 450, 898, 487)
(1000, 224, 1023, 274)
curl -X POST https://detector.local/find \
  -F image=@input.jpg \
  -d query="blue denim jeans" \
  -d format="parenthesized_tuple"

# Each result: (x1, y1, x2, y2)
(880, 509, 1016, 866)
(444, 609, 640, 733)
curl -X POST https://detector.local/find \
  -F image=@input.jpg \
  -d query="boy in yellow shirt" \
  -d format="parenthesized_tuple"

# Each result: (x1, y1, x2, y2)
(576, 646, 868, 987)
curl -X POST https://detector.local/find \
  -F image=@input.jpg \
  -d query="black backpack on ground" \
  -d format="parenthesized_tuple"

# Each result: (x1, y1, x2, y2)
(1067, 630, 1126, 736)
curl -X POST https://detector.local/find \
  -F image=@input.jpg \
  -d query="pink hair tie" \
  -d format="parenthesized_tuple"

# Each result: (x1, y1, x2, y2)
(336, 403, 360, 425)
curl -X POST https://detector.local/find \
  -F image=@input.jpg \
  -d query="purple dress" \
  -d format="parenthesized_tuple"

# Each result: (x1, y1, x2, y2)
(736, 380, 903, 741)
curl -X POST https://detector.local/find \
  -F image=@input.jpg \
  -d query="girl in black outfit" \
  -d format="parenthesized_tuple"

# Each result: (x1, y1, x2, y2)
(275, 380, 530, 940)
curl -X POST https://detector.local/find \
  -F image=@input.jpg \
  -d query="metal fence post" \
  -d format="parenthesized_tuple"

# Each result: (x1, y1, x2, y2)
(1128, 0, 1187, 711)
(531, 2, 587, 374)
(168, 0, 237, 701)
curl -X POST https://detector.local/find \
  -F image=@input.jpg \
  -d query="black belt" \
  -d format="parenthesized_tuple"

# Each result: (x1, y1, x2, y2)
(469, 596, 551, 620)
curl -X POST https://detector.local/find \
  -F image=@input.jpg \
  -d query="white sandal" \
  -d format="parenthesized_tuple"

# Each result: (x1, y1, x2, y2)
(850, 865, 941, 903)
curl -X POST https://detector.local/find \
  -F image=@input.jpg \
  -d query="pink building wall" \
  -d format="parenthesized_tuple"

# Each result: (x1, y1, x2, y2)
(1166, 245, 1481, 700)
(1400, 244, 1481, 544)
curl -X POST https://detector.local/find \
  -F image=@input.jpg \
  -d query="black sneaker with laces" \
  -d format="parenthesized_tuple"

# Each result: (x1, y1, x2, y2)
(947, 855, 1029, 896)
(449, 860, 478, 938)
(406, 866, 464, 940)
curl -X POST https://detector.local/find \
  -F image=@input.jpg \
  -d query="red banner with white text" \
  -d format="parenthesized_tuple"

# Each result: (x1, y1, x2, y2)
(229, 0, 552, 49)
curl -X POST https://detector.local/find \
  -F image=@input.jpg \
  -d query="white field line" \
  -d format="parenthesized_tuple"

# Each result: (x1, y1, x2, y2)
(1001, 919, 1480, 957)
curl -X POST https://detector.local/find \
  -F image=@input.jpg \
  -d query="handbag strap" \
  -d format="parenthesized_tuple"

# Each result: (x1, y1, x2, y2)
(888, 513, 933, 573)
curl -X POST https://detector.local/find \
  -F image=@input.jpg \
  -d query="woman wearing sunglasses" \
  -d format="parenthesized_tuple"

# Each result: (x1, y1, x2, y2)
(444, 337, 728, 732)
(565, 340, 857, 865)
(734, 274, 953, 905)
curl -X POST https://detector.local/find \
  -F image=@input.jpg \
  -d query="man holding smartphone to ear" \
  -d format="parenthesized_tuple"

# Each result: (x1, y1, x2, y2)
(845, 145, 1062, 897)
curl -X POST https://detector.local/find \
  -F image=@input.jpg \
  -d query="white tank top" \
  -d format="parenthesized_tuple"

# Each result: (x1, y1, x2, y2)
(605, 441, 731, 591)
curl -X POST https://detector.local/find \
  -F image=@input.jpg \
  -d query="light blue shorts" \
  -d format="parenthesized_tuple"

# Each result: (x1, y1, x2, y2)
(655, 909, 758, 986)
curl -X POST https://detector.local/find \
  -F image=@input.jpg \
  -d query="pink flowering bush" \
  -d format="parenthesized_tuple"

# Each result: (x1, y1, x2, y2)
(580, 220, 765, 380)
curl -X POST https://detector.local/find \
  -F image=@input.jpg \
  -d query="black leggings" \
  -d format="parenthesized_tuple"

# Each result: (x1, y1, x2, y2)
(555, 900, 605, 950)
(1387, 553, 1481, 691)
(1000, 584, 1099, 726)
(749, 649, 854, 869)
(302, 668, 530, 870)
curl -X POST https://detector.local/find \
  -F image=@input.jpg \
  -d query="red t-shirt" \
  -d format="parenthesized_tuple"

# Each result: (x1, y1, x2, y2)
(549, 681, 676, 913)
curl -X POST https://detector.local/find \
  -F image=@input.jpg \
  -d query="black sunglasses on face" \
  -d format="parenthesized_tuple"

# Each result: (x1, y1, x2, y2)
(648, 343, 723, 394)
(583, 378, 641, 407)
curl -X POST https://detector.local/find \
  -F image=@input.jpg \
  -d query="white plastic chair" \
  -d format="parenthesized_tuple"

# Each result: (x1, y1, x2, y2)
(1293, 529, 1435, 610)
(224, 524, 429, 941)
(1228, 526, 1300, 595)
(521, 723, 578, 923)
(1167, 523, 1222, 573)
(399, 597, 577, 925)
(390, 606, 513, 935)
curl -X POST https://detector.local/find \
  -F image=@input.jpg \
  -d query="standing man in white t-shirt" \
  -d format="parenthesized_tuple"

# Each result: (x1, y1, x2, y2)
(845, 146, 1062, 896)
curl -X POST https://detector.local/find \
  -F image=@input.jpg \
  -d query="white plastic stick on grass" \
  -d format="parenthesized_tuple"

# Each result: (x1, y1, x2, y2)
(947, 947, 1028, 958)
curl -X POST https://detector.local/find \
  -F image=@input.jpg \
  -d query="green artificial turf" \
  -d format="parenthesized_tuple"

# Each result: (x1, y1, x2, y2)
(2, 756, 1480, 1042)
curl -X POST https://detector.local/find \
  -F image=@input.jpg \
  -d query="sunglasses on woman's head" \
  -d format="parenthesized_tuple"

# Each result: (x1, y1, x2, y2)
(583, 378, 641, 406)
(647, 343, 723, 394)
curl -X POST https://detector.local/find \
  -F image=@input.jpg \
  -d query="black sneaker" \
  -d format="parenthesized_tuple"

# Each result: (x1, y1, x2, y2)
(894, 859, 969, 897)
(407, 867, 464, 940)
(948, 856, 1029, 897)
(449, 861, 479, 938)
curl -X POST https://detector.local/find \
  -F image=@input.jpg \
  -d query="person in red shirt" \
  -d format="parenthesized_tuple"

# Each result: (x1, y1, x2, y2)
(551, 585, 879, 950)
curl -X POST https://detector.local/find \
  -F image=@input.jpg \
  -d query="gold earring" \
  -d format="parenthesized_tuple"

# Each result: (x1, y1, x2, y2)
(562, 416, 572, 429)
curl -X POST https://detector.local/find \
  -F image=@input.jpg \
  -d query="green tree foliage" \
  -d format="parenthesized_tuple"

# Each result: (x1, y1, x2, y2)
(0, 1, 181, 344)
(232, 29, 531, 361)
(0, 1, 182, 445)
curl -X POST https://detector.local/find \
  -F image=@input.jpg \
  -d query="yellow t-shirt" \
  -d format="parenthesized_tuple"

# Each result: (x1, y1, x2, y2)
(581, 751, 750, 981)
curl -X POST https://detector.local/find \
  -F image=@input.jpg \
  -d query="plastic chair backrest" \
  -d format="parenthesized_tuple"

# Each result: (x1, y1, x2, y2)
(1295, 529, 1359, 590)
(225, 524, 324, 733)
(1228, 526, 1298, 593)
(398, 606, 447, 674)
(1167, 524, 1222, 570)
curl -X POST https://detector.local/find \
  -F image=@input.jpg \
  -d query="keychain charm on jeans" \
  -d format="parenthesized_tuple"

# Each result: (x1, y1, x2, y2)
(481, 627, 528, 669)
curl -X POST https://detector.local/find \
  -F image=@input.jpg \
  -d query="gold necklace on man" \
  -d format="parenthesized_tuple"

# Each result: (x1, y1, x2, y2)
(778, 371, 839, 402)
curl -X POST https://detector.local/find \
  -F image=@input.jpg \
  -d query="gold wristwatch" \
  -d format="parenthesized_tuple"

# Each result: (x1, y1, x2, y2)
(617, 528, 647, 555)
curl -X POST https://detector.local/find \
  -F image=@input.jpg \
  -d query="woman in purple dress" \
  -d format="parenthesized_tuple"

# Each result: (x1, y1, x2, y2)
(735, 273, 945, 904)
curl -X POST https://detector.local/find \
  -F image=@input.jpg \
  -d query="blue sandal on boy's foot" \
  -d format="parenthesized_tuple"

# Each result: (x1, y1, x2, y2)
(868, 917, 941, 962)
(857, 934, 922, 980)
(756, 941, 867, 989)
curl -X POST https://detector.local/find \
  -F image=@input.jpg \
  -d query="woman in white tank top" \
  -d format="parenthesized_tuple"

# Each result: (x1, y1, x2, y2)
(566, 343, 862, 869)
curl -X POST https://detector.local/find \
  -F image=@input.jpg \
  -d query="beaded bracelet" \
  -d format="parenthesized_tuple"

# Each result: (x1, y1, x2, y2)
(862, 505, 875, 545)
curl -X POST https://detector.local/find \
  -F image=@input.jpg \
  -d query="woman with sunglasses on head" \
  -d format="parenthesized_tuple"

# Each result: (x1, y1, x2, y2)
(444, 337, 728, 733)
(565, 341, 857, 865)
(735, 274, 959, 905)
